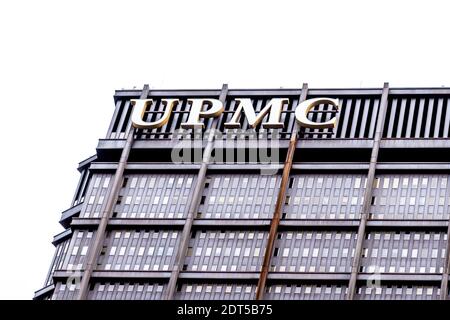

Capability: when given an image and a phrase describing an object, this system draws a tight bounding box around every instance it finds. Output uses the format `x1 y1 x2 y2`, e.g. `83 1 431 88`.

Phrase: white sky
0 0 450 299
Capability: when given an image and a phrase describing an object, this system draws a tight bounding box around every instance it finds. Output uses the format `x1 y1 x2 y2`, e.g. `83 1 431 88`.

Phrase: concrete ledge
86 161 450 172
193 219 271 228
366 220 448 229
59 202 83 228
381 139 450 149
279 220 360 228
52 229 72 246
33 284 55 300
92 271 171 279
53 270 171 280
48 270 443 284
97 138 377 151
71 218 185 228
69 218 449 230
376 162 450 170
179 272 260 281
357 273 442 282
268 273 350 281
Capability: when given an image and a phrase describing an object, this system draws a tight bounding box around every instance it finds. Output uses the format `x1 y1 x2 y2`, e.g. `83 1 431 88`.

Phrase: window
312 248 319 258
392 178 399 188
302 248 309 257
80 246 88 256
401 249 408 258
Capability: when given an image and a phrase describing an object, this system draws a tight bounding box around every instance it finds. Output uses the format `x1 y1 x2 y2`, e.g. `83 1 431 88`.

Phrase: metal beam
51 270 445 283
70 217 450 230
76 84 150 300
346 83 390 300
163 84 229 300
113 87 450 98
87 161 450 172
97 136 450 151
255 83 309 300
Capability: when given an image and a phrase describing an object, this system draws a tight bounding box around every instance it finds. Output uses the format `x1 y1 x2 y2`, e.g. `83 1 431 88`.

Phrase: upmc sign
130 98 340 130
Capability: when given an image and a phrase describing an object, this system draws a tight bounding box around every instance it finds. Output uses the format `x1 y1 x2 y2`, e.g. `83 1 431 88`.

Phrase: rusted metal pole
255 83 308 300
76 85 150 300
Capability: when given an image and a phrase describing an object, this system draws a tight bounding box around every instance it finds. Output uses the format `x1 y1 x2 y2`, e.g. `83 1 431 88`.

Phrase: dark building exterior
35 84 450 300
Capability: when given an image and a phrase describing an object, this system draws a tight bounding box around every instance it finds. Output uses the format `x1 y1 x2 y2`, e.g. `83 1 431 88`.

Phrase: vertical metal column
163 84 229 300
255 83 308 300
76 85 150 300
346 82 389 300
440 220 450 298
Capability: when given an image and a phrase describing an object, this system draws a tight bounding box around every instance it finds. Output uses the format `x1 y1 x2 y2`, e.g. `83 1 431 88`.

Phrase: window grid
51 282 79 300
44 239 70 286
115 174 196 219
285 175 366 220
80 174 112 218
371 175 450 220
265 284 348 300
88 282 165 300
60 230 94 271
361 232 447 273
356 285 441 300
185 231 267 272
72 169 91 206
97 229 180 271
176 283 256 300
198 175 280 219
271 231 357 273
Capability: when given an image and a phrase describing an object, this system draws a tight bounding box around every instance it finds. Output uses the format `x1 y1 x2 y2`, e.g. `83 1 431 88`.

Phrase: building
34 83 450 300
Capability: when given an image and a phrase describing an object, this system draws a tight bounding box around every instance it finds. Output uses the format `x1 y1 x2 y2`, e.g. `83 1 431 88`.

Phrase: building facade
35 84 450 300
